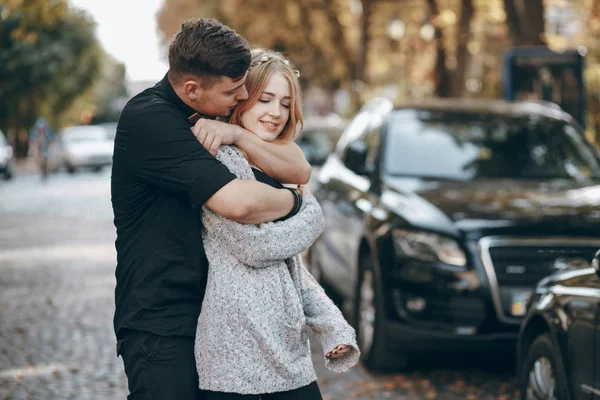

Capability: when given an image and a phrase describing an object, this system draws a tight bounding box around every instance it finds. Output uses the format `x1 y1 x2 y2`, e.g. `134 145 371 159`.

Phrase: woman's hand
326 344 353 359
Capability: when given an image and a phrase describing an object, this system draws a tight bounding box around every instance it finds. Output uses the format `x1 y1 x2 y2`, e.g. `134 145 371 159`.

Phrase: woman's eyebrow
263 91 291 100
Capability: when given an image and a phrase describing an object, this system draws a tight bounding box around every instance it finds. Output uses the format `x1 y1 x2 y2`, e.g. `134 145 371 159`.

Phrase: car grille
479 237 600 323
489 246 598 286
393 291 486 327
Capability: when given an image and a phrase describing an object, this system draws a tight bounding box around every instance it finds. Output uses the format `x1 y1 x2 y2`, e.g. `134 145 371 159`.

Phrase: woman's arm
296 257 360 372
191 118 311 184
203 193 324 268
202 145 323 268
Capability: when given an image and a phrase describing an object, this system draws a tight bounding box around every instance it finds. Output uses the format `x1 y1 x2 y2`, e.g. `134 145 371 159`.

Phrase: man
111 18 310 400
30 117 53 181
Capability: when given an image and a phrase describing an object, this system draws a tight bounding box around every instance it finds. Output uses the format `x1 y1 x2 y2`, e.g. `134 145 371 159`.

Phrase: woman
195 49 360 399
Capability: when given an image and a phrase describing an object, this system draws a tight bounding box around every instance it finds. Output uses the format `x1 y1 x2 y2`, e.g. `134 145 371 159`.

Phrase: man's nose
236 85 249 101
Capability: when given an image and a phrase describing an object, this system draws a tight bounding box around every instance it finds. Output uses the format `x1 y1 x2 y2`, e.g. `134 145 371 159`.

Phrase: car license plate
511 290 532 316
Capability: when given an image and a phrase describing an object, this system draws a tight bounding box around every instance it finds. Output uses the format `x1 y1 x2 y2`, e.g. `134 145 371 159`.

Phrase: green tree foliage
0 0 103 155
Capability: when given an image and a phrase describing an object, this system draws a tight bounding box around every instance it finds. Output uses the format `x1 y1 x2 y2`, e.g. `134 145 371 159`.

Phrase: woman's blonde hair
228 48 303 144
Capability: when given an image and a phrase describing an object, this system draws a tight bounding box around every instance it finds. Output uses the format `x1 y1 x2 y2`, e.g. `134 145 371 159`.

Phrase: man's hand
191 119 242 155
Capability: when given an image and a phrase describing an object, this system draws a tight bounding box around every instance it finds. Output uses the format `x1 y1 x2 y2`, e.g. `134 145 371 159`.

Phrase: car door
316 110 372 297
595 300 600 400
565 273 600 400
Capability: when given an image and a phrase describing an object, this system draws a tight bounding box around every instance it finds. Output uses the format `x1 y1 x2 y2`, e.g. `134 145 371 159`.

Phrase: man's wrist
230 125 248 145
274 187 302 222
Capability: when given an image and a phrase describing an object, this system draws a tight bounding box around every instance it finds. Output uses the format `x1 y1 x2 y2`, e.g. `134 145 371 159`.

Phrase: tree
0 0 103 156
157 0 371 111
503 0 545 46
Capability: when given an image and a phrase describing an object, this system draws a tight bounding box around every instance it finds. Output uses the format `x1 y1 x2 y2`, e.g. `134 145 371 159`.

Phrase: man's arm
192 119 311 185
203 192 324 267
236 129 311 185
205 179 295 224
129 109 295 224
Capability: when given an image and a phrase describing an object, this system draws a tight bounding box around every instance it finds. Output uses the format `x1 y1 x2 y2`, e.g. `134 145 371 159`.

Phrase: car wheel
66 164 76 174
354 253 407 371
3 164 13 180
520 334 569 400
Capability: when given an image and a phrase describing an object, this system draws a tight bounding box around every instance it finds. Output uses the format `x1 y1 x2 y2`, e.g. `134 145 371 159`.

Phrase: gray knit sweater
194 145 359 394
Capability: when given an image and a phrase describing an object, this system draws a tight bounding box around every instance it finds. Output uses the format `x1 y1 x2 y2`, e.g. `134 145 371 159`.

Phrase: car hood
382 177 600 232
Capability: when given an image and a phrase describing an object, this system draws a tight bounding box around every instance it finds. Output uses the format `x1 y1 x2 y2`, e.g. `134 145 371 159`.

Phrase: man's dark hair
168 18 251 88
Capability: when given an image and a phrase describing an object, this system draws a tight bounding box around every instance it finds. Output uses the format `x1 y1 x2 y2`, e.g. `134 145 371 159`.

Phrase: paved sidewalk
0 214 127 400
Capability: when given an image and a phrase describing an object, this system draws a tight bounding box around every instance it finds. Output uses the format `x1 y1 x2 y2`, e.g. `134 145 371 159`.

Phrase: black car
309 97 600 370
517 250 600 400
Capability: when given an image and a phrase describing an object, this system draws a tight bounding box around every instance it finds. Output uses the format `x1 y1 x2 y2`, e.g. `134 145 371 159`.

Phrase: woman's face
241 72 291 142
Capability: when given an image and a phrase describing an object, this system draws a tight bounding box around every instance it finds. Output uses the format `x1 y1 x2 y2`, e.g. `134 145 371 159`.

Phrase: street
0 169 519 400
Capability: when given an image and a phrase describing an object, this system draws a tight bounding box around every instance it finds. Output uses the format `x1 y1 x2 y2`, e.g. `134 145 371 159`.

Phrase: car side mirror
345 141 369 176
593 250 600 279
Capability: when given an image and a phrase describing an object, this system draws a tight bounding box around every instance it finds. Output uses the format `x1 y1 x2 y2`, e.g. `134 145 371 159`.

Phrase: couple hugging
111 18 360 400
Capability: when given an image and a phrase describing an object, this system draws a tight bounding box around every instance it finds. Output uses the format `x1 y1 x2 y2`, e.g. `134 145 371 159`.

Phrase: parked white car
0 129 14 180
53 125 114 173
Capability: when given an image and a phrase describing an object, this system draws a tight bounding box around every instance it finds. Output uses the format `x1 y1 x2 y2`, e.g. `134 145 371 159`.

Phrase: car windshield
63 126 109 143
384 109 600 181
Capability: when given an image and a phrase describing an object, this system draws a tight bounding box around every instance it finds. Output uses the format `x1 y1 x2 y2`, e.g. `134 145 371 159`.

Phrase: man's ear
183 79 201 103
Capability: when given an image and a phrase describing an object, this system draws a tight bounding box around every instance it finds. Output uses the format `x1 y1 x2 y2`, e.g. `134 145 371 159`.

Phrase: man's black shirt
111 74 236 338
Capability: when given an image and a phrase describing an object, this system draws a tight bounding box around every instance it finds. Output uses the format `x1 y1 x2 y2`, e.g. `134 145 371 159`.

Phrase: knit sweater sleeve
298 258 360 372
201 145 325 268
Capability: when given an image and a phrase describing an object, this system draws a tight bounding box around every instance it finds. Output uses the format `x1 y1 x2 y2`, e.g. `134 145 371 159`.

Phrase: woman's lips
260 120 279 131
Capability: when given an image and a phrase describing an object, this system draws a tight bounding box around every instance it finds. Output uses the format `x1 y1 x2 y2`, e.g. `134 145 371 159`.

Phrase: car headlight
392 229 467 267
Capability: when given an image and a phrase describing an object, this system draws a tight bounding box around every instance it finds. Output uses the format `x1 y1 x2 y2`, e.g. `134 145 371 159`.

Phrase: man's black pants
118 330 203 400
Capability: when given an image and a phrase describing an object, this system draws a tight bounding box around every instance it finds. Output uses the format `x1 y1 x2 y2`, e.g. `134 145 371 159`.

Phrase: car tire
3 165 12 180
519 333 569 400
354 252 408 371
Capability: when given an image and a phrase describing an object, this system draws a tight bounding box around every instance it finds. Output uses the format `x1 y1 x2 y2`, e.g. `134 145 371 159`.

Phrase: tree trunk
426 0 451 97
520 0 545 45
358 0 373 83
503 0 545 46
320 0 362 110
450 0 474 97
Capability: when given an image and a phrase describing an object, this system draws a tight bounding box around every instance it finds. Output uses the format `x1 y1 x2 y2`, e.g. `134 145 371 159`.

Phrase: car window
383 110 600 181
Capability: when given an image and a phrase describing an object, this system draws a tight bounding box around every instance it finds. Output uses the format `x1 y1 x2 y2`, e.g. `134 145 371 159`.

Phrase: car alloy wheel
358 269 376 352
526 356 557 400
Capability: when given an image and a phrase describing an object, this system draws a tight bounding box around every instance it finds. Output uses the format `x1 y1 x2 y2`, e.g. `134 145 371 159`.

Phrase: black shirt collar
156 73 198 119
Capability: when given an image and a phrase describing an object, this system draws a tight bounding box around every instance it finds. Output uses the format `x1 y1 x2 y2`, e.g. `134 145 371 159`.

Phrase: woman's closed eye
259 98 290 109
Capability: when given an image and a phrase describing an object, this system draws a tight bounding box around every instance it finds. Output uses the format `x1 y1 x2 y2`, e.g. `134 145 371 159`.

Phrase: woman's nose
268 103 280 117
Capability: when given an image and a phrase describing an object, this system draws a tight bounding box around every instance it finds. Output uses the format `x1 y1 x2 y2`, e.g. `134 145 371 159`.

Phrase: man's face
196 73 249 117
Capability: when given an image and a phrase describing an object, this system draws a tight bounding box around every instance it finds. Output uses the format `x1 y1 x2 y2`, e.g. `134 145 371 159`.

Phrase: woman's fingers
327 344 353 359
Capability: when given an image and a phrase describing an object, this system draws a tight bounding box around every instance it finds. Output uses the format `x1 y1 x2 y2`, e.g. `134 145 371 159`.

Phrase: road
0 169 520 400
